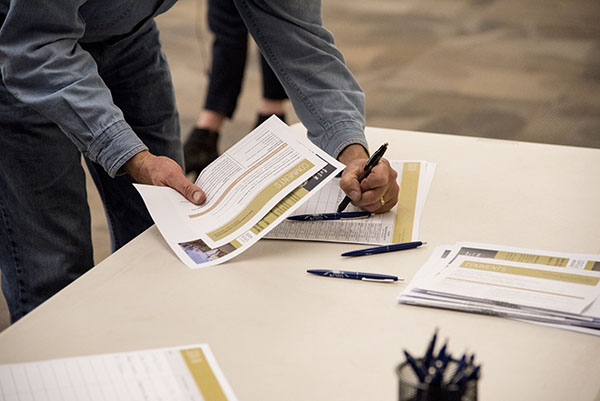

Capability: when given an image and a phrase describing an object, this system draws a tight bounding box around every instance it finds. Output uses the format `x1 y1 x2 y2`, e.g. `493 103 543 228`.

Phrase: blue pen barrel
396 358 478 401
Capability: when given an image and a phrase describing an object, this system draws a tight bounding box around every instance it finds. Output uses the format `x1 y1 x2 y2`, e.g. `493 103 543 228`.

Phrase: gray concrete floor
1 0 599 330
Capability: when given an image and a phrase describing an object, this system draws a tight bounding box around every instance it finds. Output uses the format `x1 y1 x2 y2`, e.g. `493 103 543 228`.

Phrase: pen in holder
396 330 480 401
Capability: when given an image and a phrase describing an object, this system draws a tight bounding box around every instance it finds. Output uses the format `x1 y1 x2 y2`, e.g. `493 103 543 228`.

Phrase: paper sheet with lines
0 344 237 401
134 116 344 268
265 161 436 245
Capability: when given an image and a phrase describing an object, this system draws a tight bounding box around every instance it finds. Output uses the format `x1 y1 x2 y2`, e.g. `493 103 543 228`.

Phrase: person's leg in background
231 0 366 157
82 20 183 252
184 0 290 179
0 83 94 323
256 54 288 127
184 0 248 178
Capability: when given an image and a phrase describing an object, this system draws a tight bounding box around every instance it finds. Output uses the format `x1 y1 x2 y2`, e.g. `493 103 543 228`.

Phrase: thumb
167 174 206 204
340 165 364 203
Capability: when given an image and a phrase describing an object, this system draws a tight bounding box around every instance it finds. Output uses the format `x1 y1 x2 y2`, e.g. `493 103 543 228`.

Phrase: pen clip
361 277 403 283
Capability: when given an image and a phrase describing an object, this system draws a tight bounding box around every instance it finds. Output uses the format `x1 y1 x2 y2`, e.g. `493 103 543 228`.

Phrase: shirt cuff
321 120 369 160
87 120 148 178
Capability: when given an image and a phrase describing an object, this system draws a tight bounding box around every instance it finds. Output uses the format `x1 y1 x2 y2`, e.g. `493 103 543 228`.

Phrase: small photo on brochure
179 238 236 264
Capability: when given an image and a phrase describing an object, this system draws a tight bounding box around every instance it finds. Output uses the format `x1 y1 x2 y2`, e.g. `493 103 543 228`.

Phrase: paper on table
0 344 238 401
449 241 600 271
399 243 600 334
135 116 345 268
427 255 600 314
265 160 436 245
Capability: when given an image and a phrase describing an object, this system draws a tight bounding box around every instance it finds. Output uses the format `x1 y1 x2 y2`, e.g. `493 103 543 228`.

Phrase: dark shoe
183 128 219 177
255 113 286 128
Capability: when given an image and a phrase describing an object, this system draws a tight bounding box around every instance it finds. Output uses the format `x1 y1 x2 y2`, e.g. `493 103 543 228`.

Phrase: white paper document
265 160 436 245
135 116 344 268
0 344 237 401
428 256 599 314
399 242 600 335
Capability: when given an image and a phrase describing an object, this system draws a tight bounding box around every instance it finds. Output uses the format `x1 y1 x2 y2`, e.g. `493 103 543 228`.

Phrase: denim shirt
0 0 367 178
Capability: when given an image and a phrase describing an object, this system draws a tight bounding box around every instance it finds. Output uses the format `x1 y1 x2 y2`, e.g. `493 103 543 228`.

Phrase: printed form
266 160 436 245
0 344 237 401
399 242 600 335
428 256 600 314
135 116 344 268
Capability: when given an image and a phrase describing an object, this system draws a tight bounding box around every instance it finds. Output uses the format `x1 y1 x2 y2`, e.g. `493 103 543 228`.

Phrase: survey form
399 242 600 334
265 160 436 245
0 344 238 401
135 116 345 268
426 256 600 314
447 241 600 271
137 117 327 249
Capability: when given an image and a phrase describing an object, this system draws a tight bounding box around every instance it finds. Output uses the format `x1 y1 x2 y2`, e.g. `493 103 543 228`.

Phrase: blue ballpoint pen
306 269 400 282
403 350 426 383
423 328 438 369
341 241 426 257
287 211 371 221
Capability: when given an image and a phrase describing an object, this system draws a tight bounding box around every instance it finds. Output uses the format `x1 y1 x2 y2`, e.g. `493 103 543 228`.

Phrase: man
0 0 398 322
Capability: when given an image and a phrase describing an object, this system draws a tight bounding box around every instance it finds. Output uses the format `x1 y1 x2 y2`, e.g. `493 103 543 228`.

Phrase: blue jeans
0 21 182 322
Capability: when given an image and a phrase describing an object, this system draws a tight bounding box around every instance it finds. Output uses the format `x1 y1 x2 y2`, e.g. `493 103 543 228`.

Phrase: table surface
1 127 599 401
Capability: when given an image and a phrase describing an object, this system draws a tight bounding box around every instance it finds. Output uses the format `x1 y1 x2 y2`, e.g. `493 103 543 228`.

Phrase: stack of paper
398 242 600 335
265 160 436 245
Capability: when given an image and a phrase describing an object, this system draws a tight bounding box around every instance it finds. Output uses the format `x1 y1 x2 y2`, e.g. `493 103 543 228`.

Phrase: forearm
0 0 145 178
233 0 368 158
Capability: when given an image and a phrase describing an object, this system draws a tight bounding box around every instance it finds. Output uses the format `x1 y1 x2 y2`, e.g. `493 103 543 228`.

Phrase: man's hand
124 150 206 205
338 144 399 213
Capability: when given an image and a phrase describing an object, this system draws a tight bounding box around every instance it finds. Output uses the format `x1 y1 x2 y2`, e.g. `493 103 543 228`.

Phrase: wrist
124 150 151 179
338 144 369 165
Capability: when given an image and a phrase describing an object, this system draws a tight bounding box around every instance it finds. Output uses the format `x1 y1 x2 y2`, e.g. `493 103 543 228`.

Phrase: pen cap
396 358 478 401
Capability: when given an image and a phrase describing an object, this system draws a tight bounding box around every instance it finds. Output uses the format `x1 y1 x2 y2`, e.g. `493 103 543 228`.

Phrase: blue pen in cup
396 329 480 401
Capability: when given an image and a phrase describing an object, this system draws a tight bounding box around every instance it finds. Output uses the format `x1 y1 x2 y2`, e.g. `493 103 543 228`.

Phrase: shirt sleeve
0 0 147 177
233 0 369 159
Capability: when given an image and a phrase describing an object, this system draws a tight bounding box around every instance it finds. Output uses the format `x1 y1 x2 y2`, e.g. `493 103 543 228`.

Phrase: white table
1 127 599 401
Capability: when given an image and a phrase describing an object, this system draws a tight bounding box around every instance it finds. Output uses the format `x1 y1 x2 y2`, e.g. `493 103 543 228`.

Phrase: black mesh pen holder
396 358 478 401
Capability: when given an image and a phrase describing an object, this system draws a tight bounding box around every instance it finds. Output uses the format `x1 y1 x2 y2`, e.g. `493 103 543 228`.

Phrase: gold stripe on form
207 159 314 242
392 162 420 243
494 251 569 267
180 348 228 401
460 260 600 286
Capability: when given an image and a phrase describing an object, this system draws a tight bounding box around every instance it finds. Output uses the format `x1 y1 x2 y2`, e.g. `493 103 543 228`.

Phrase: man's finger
167 173 205 204
339 161 367 202
360 159 393 190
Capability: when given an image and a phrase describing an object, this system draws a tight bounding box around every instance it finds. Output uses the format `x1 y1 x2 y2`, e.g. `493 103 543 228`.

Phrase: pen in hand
337 142 388 212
